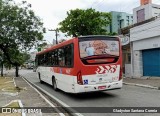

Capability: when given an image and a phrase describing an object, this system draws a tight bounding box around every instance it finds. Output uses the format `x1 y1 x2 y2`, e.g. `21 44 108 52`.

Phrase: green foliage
36 42 47 52
38 42 47 48
3 49 30 67
22 52 30 63
59 8 111 37
0 0 45 67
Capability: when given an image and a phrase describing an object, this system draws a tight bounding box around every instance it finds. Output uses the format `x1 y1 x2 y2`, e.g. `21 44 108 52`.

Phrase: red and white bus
36 35 123 93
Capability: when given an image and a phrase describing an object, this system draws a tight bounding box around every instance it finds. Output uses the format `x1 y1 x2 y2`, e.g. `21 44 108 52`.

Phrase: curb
21 76 65 116
21 76 83 116
18 100 26 116
123 82 160 90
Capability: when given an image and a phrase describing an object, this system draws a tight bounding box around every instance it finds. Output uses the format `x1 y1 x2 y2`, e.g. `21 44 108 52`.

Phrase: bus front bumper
74 80 123 93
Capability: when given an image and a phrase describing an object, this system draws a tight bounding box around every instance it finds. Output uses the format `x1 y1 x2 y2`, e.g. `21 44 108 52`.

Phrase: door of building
142 48 160 76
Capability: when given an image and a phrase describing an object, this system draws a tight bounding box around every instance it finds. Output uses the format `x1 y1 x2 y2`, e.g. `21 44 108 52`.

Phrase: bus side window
58 48 65 67
39 54 44 66
47 52 52 66
54 50 59 65
43 54 47 66
37 56 40 65
51 50 57 66
64 44 73 67
51 51 55 66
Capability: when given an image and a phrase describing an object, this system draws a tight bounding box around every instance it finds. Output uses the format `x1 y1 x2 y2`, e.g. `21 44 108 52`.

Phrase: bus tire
38 73 43 84
52 77 58 91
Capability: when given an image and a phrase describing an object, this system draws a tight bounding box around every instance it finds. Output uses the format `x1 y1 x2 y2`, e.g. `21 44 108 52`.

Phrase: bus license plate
98 86 106 90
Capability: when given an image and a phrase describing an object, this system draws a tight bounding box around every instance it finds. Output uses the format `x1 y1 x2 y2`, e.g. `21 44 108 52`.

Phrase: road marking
22 76 65 116
22 76 84 116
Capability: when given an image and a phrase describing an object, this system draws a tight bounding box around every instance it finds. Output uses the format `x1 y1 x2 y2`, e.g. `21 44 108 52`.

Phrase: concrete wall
152 4 160 17
133 36 160 51
125 64 132 77
130 18 160 42
132 50 143 77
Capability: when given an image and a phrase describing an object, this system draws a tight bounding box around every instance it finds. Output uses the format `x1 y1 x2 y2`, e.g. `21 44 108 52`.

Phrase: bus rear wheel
52 77 58 91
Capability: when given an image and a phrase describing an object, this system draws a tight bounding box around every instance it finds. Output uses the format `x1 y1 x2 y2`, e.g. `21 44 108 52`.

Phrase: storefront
130 18 160 77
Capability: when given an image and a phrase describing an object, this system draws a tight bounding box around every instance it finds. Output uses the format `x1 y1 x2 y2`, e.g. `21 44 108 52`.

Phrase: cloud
14 0 160 44
91 0 140 13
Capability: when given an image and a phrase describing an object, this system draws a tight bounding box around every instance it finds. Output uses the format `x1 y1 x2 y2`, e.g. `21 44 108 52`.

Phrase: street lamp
48 28 59 44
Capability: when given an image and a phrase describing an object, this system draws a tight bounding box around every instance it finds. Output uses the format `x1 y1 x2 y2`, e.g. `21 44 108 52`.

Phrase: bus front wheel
38 73 43 84
52 77 58 91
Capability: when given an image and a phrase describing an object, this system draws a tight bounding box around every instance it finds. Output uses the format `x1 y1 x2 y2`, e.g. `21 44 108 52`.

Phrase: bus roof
36 37 76 55
36 35 119 55
78 35 118 38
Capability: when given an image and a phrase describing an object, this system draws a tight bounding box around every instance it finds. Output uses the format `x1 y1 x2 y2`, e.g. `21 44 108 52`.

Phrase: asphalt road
19 69 160 116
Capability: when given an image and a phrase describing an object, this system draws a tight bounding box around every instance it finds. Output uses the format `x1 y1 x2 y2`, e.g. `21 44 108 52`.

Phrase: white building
130 18 160 77
130 0 160 77
133 4 160 24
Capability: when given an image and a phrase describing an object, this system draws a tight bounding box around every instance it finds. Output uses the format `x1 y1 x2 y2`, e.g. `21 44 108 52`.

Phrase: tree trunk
15 65 19 77
1 62 3 77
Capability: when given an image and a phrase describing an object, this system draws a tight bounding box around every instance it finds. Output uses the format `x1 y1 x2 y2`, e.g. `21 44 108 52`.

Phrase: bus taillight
119 68 123 80
77 71 83 85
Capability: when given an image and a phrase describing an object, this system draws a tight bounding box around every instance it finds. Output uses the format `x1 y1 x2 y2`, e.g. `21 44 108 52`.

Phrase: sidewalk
123 77 160 90
0 70 60 116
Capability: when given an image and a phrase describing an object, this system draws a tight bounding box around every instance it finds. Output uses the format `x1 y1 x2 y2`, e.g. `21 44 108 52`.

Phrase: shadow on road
35 81 118 100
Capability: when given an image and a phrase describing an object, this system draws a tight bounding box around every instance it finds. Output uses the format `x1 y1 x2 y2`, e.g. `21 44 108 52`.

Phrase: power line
94 0 105 9
91 0 105 9
121 0 139 13
90 0 100 8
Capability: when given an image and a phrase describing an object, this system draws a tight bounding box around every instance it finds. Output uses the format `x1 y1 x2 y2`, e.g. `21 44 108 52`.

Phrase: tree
0 51 4 77
0 0 45 77
22 52 31 62
58 8 111 37
58 39 66 43
38 42 48 49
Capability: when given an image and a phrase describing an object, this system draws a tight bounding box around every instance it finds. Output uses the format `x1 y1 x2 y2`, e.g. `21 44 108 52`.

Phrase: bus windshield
79 38 119 59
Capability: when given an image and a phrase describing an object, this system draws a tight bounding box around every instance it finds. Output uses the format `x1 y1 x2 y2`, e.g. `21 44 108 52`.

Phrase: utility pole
48 28 59 44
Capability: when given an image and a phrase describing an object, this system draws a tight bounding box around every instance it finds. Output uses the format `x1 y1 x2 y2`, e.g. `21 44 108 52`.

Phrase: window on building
119 20 122 28
137 9 145 23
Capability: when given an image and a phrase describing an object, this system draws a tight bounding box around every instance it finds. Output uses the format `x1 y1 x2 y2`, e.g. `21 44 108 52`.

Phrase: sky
14 0 160 44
